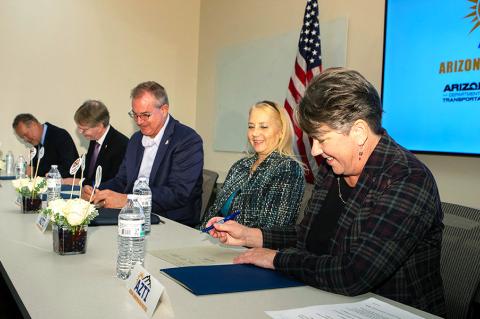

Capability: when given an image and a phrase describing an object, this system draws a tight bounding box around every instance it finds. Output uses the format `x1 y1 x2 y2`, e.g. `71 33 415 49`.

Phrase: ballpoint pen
201 210 241 233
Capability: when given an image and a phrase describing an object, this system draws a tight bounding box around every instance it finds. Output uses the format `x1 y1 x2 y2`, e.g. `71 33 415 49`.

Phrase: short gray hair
130 81 169 108
298 67 383 135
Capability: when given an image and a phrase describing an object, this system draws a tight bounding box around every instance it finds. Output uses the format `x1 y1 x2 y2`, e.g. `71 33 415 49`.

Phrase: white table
0 181 441 319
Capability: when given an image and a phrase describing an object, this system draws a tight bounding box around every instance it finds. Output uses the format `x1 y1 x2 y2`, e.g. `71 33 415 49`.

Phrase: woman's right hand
205 217 263 248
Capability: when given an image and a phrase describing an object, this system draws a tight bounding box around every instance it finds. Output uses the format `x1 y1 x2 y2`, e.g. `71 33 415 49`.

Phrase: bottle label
137 194 152 208
118 220 145 238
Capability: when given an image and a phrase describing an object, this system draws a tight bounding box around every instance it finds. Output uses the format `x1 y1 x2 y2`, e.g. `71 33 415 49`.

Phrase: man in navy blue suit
84 81 203 227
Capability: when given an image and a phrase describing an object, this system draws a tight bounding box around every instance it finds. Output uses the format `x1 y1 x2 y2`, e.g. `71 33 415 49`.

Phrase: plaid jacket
201 152 304 229
263 133 446 316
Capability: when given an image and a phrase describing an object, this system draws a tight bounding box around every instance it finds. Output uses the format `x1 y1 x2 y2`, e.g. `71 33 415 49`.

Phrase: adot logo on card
129 272 151 311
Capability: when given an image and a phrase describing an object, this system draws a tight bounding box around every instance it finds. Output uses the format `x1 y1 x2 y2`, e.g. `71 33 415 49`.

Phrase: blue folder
89 208 162 226
161 264 304 295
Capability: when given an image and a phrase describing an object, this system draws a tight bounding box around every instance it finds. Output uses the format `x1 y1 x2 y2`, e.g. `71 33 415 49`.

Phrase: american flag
283 0 322 183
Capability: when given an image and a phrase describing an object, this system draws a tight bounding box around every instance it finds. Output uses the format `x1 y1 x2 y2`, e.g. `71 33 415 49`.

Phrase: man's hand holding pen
81 185 127 208
81 185 94 202
91 189 127 208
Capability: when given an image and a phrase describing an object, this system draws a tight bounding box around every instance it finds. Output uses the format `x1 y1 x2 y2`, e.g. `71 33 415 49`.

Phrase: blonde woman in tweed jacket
200 101 305 229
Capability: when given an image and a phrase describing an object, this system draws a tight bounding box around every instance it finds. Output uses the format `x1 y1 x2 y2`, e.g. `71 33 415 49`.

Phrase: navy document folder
90 208 161 226
161 264 304 295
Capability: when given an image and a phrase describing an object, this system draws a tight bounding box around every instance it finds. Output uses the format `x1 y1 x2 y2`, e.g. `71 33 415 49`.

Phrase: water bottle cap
51 165 58 169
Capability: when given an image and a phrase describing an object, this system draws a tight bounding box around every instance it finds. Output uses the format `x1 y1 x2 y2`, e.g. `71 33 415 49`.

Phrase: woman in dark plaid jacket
206 68 446 317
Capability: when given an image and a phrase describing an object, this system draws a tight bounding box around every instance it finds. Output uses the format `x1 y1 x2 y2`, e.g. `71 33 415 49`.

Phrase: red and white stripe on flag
284 0 323 183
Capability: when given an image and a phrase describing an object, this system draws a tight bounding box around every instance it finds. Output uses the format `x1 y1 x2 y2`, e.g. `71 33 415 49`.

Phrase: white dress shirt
96 125 110 147
137 115 170 179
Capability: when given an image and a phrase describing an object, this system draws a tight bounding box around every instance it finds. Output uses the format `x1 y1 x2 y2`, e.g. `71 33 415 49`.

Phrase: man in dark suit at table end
12 113 79 177
68 99 129 186
83 81 204 227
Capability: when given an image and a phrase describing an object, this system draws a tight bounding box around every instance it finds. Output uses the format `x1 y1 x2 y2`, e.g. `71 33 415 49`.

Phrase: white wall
0 0 200 155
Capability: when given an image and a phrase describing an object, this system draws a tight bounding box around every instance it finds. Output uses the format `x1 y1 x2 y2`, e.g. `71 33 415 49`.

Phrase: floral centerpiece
42 198 98 255
12 177 47 213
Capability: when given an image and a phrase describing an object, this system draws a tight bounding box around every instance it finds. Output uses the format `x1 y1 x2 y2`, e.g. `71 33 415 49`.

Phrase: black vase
21 196 42 213
52 224 88 255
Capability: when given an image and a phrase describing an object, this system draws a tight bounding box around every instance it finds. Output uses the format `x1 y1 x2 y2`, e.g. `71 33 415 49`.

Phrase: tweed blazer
201 152 305 229
262 133 446 317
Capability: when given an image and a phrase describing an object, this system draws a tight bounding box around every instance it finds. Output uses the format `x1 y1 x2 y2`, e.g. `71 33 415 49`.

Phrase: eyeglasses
128 111 153 121
77 125 96 133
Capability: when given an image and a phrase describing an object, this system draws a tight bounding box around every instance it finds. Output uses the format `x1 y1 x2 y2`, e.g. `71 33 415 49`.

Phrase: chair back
441 202 480 319
201 169 219 220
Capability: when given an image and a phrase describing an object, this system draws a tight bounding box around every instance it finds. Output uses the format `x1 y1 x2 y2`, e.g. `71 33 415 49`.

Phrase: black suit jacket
83 126 128 186
32 122 79 177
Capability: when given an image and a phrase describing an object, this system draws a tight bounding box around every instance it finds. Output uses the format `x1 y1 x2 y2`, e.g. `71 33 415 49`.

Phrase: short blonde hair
248 101 294 157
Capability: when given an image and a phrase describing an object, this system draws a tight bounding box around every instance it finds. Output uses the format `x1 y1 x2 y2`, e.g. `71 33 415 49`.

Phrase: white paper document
148 245 245 266
265 297 425 319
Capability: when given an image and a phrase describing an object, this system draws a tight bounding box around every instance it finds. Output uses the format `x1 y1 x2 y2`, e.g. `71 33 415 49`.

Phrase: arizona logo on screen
466 0 480 34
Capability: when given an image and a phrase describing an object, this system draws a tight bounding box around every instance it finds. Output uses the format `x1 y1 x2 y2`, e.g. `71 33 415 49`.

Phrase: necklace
337 177 347 205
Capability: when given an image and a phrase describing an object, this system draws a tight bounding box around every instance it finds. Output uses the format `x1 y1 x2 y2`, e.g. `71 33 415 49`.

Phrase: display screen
382 0 480 155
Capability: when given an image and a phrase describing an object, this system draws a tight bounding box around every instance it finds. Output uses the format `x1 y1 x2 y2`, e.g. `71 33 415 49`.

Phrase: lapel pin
165 140 169 145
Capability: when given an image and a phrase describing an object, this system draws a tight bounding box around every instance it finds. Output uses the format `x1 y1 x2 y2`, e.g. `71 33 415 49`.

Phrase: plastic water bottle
5 151 14 176
15 155 27 179
46 165 62 203
116 195 146 280
133 177 152 234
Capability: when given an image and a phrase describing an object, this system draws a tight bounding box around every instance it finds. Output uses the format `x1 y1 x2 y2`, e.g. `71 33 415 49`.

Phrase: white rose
48 199 68 216
63 199 95 226
65 210 87 226
12 178 29 189
46 199 67 221
11 178 47 194
12 179 22 189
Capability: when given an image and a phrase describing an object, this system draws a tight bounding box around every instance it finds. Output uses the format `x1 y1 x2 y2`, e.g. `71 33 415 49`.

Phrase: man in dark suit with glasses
83 81 203 227
67 100 129 186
